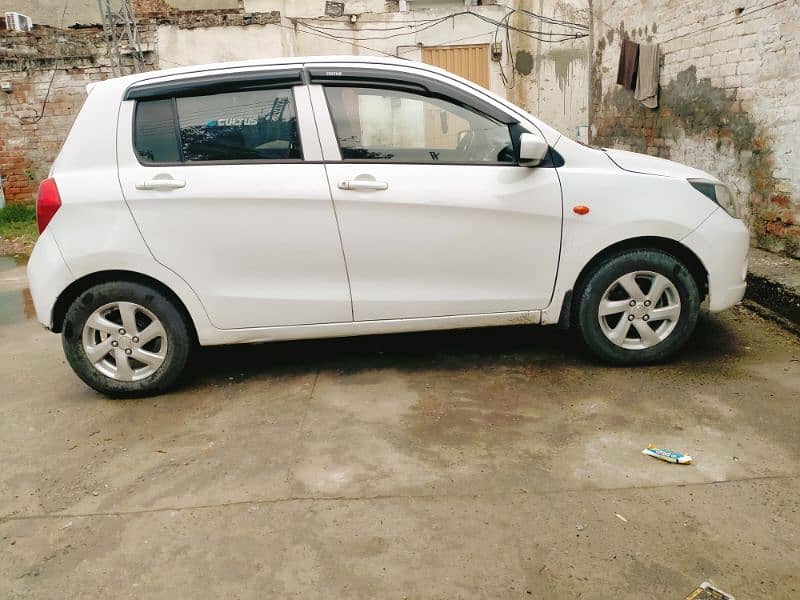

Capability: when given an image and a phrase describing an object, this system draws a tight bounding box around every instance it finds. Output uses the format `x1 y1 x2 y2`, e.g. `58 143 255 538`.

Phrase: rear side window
134 99 180 164
133 88 302 164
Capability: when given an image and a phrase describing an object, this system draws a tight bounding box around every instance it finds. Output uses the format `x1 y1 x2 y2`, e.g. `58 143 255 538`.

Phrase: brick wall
134 0 180 13
0 4 277 206
591 0 800 257
0 23 158 205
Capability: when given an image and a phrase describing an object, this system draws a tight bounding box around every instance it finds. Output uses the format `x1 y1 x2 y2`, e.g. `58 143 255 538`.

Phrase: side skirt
197 310 542 346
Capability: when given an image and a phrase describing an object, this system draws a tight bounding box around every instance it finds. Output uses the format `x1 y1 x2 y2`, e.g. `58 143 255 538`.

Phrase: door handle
136 178 186 191
338 179 388 191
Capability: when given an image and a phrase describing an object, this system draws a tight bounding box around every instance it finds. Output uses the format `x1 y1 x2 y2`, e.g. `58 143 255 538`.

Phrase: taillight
36 178 62 234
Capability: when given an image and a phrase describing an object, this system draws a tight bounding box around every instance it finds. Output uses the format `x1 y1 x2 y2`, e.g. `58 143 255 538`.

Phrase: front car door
116 67 352 329
308 66 563 322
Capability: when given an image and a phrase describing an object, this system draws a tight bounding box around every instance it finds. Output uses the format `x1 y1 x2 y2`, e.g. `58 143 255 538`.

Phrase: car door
309 73 563 321
116 68 352 330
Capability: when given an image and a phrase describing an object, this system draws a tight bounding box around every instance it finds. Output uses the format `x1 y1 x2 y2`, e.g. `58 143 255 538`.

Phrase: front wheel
576 249 701 365
62 281 192 397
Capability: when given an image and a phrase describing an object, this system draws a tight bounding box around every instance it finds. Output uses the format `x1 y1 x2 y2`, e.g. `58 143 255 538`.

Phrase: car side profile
27 56 749 397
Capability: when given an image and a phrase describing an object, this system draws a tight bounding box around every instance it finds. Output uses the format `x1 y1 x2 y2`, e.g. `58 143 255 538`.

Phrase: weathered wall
0 23 157 204
144 6 281 68
0 1 115 28
592 0 800 257
0 5 281 204
0 0 237 26
508 0 590 141
245 0 590 136
156 22 282 68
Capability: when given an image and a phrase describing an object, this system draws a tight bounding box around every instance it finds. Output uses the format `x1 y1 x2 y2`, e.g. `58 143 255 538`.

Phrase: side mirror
518 131 549 166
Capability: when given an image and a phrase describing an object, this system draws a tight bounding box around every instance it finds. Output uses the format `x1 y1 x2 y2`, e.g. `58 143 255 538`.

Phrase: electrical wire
395 30 492 55
160 7 586 91
3 0 71 125
512 6 589 31
293 10 588 44
494 9 514 88
300 15 583 36
297 7 589 31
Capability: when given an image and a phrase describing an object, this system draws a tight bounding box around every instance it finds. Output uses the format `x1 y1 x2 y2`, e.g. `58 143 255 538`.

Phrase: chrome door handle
338 179 388 191
136 178 186 191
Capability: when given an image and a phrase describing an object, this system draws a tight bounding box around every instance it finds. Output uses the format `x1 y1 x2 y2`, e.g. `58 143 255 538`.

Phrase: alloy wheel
597 270 681 350
81 301 168 381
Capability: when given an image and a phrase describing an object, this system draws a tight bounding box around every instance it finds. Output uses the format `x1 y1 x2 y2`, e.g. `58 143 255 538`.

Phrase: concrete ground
1 255 799 599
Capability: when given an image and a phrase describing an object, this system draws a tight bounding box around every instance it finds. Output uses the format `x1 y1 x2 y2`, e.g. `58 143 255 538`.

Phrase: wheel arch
51 270 199 343
565 236 708 326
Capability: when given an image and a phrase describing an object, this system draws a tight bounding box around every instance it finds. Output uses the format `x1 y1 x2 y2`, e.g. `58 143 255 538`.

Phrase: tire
576 249 700 365
62 281 192 397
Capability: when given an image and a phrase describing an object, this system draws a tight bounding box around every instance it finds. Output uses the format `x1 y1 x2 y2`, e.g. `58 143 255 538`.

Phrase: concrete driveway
1 257 798 599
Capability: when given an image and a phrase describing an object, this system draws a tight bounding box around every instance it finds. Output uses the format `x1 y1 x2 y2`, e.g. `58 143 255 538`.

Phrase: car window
324 86 515 165
134 98 180 164
133 88 302 164
176 89 301 161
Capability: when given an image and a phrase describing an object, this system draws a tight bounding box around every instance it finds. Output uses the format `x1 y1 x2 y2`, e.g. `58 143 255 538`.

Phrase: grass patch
0 202 36 224
0 202 38 246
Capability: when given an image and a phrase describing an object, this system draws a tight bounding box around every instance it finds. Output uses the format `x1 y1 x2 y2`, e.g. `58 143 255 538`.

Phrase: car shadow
188 311 744 387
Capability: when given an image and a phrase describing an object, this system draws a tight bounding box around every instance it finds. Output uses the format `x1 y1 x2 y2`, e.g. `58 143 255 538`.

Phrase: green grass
0 202 38 245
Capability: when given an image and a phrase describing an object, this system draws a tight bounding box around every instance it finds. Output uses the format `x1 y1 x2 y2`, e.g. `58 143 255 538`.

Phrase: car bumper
682 208 749 312
27 229 73 329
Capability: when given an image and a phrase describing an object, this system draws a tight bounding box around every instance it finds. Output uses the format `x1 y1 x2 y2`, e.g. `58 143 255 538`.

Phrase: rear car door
116 68 352 329
308 68 563 321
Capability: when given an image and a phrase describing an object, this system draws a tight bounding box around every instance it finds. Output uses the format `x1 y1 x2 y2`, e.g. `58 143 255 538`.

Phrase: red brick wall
1 68 96 203
0 26 156 205
0 6 277 206
133 0 176 15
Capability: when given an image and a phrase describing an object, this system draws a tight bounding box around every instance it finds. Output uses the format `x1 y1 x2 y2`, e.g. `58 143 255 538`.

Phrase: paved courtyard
1 257 798 598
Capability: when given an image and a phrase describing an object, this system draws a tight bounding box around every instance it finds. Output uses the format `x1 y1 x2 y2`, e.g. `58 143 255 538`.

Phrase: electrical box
491 42 503 61
4 12 33 32
0 82 12 93
324 2 345 17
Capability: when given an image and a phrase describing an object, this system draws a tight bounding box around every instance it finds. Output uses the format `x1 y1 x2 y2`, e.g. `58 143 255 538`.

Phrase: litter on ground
642 444 692 464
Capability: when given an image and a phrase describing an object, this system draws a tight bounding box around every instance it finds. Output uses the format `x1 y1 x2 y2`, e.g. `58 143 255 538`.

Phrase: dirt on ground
0 235 34 257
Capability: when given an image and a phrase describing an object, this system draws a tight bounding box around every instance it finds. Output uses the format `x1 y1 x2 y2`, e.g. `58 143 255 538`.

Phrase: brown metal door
421 44 490 88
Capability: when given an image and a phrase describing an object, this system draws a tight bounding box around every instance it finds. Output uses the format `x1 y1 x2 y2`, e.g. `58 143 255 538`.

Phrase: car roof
111 55 430 86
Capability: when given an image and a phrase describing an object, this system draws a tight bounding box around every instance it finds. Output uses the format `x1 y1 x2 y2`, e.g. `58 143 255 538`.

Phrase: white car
27 56 748 397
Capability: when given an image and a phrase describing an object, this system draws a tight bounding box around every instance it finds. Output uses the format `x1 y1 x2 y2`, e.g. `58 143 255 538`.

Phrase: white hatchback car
28 56 748 397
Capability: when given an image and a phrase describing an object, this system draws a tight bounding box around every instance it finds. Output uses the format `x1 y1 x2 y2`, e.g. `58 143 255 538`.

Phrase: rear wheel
62 281 191 397
576 249 700 364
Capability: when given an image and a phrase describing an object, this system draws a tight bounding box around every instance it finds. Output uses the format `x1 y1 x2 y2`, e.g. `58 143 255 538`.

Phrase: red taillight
36 178 62 234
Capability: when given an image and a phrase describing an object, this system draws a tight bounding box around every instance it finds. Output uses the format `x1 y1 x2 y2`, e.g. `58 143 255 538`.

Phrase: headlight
688 179 740 219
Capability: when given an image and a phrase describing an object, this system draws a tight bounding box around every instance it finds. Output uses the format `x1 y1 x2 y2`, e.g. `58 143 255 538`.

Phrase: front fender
542 169 718 325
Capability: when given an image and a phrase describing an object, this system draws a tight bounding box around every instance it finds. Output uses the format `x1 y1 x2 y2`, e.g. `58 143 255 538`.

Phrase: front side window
133 88 302 164
325 86 515 164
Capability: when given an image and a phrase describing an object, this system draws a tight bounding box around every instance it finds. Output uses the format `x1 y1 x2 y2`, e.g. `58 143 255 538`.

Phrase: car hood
603 148 719 181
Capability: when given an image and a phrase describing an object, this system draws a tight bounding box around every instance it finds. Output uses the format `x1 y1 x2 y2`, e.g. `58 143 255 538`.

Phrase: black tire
576 249 700 365
62 281 192 398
